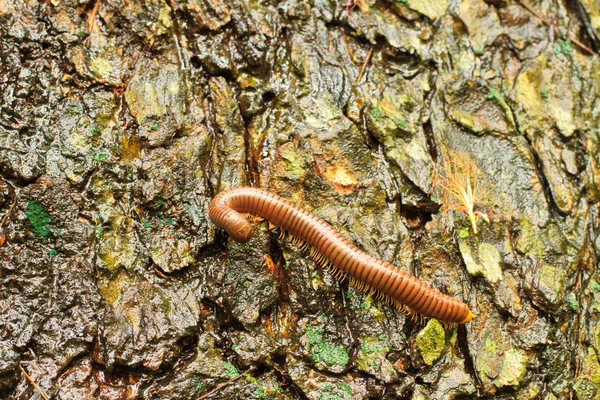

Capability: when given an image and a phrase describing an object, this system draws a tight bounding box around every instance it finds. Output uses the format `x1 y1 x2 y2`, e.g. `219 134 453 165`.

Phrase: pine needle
196 367 255 400
19 365 49 400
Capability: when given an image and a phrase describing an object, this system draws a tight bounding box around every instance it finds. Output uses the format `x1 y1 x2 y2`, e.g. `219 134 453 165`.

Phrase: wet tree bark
1 0 600 399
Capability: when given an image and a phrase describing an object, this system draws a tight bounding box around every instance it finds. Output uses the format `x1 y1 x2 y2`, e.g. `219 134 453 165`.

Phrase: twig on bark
196 367 255 400
19 365 49 400
87 0 101 33
514 0 597 56
355 46 374 85
0 179 16 230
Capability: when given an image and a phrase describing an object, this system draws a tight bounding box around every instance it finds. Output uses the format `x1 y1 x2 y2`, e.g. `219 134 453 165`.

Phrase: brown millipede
208 187 475 325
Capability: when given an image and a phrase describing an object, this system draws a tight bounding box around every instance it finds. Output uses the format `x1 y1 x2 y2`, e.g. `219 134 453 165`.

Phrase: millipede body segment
208 187 475 325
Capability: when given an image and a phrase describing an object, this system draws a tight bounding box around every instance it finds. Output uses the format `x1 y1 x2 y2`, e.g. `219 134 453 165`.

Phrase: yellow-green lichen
494 349 528 387
416 319 445 366
574 347 600 400
538 264 566 304
459 241 503 283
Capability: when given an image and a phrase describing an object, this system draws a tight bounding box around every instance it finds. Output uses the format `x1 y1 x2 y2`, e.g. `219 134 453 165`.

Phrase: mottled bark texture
0 0 599 399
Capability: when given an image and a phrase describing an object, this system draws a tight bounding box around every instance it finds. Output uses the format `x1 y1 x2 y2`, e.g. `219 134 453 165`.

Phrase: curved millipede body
209 187 475 325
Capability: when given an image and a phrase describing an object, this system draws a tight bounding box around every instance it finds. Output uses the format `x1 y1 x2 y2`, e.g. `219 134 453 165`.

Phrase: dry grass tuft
432 150 490 234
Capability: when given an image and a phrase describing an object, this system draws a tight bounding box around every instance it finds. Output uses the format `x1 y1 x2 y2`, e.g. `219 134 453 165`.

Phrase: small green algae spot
156 199 167 208
66 106 82 116
371 107 382 118
494 349 528 387
554 40 574 55
89 125 103 135
567 293 579 310
319 383 352 400
416 319 445 366
95 225 104 239
49 249 58 256
396 118 407 129
284 261 290 270
487 88 503 105
252 386 266 398
26 201 52 238
591 280 600 293
222 361 239 378
459 229 470 239
95 152 109 162
540 88 549 99
151 123 159 131
396 0 408 3
305 325 349 367
143 220 151 229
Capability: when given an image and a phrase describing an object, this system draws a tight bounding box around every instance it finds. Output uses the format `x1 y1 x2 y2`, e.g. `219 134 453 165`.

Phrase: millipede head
459 310 476 324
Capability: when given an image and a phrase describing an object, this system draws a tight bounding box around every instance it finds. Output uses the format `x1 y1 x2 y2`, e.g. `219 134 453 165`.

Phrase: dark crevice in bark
457 324 482 395
565 0 600 53
509 103 566 217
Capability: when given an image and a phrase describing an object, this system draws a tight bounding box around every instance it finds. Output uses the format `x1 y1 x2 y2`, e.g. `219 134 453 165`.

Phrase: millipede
208 187 475 326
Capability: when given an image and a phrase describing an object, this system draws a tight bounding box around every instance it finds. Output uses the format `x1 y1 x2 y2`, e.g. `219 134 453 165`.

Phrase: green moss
26 201 52 238
371 107 382 118
540 88 549 99
143 220 151 229
416 319 445 366
222 361 239 378
459 229 470 239
49 249 58 256
591 280 600 293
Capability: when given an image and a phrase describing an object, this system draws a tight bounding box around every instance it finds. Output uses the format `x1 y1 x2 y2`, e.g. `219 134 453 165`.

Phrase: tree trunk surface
1 0 600 399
